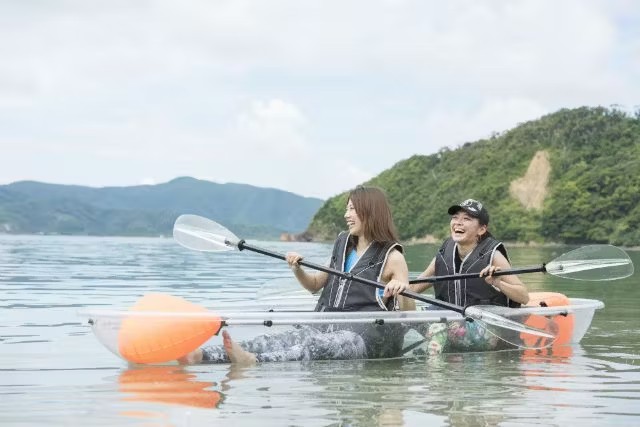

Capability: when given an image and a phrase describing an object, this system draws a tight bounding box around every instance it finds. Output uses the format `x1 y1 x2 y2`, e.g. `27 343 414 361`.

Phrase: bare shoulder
492 249 511 267
388 247 406 262
382 247 408 280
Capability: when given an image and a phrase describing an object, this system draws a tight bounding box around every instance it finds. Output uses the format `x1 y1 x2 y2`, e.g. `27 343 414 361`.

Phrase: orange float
118 293 223 364
521 291 575 357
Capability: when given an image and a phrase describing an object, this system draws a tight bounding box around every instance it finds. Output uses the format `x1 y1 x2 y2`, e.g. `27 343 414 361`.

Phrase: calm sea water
1 235 639 427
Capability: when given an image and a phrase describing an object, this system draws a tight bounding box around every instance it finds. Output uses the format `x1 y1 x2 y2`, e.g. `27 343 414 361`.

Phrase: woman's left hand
384 279 409 297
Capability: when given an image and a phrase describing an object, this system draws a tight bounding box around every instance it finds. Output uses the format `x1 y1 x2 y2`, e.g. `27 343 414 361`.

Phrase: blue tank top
344 249 358 272
345 248 386 299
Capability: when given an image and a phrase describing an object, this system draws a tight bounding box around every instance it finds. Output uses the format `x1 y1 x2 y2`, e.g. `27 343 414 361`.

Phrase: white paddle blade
173 214 240 252
545 245 634 281
465 306 556 350
466 306 555 339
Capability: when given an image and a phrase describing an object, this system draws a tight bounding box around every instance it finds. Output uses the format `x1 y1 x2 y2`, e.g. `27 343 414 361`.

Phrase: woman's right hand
285 252 304 271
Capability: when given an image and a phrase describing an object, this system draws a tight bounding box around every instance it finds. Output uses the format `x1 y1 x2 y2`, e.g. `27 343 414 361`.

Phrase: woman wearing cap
411 199 529 354
413 198 528 307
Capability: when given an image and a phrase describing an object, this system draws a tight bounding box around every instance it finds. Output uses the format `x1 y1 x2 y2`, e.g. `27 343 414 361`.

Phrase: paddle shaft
409 265 546 284
173 215 559 340
237 240 466 314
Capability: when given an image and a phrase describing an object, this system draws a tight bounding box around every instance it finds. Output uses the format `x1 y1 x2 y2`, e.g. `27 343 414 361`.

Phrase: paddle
409 244 634 284
172 214 555 344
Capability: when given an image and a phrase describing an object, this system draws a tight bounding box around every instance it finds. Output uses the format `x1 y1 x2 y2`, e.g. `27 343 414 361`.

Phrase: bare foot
222 330 257 365
177 348 203 365
428 341 443 355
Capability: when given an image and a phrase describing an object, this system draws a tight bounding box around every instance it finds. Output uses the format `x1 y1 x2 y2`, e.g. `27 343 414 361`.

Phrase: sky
1 1 639 199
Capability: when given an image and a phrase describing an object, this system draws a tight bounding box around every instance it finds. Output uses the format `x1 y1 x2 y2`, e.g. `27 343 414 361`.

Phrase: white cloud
422 98 549 149
203 98 373 198
0 0 637 198
140 178 156 186
234 99 309 155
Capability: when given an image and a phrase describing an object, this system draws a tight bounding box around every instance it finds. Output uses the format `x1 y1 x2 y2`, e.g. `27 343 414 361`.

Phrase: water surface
1 235 639 426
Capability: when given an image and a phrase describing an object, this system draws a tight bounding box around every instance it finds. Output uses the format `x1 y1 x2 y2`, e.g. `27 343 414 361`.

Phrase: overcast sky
1 1 638 199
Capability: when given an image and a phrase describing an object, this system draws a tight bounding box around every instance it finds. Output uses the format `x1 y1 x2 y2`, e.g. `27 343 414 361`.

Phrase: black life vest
315 231 402 312
434 237 520 308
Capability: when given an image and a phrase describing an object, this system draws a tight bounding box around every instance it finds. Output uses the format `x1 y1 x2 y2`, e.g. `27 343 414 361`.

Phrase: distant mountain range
6 106 637 245
0 177 324 239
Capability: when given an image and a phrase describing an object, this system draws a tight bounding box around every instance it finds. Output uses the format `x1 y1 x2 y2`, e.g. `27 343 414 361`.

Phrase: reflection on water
0 235 639 426
118 366 223 409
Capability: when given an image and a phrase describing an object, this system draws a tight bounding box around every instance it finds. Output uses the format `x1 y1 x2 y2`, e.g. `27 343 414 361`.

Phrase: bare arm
410 258 436 294
481 251 529 305
381 249 415 311
286 252 329 293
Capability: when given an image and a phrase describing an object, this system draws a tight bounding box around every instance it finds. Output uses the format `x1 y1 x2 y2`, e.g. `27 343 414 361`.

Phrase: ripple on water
1 235 640 426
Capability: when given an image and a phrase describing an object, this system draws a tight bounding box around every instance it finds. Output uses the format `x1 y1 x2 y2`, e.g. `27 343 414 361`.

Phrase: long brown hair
348 186 399 243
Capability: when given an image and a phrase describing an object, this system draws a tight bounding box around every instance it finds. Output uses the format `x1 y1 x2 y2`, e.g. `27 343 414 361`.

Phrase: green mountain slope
0 177 324 238
308 107 640 246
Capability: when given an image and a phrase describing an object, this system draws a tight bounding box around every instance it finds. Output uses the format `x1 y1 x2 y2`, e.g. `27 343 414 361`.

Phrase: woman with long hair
289 185 413 313
181 186 413 365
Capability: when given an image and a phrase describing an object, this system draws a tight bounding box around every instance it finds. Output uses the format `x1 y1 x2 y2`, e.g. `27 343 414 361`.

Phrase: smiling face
344 199 364 237
449 209 487 245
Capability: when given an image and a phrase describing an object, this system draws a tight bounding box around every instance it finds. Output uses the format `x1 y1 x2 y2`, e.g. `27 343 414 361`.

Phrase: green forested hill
308 107 640 246
0 177 323 238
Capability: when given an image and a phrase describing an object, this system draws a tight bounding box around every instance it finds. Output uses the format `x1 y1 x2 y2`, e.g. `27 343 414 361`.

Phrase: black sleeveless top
315 231 402 312
434 237 520 308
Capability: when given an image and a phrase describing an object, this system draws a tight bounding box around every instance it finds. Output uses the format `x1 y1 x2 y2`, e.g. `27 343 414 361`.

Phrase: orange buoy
521 292 575 354
118 293 222 364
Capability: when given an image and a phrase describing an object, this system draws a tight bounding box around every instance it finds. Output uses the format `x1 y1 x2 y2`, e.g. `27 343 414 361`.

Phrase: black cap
448 199 489 225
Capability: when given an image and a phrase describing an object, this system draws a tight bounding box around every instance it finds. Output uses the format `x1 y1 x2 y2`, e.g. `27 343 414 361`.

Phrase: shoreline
403 237 640 251
2 232 638 251
404 237 565 248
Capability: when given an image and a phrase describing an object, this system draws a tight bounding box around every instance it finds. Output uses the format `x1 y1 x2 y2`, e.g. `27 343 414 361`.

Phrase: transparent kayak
79 294 604 365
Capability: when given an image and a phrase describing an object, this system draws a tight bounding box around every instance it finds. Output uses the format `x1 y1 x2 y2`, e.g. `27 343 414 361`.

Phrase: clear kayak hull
79 294 604 365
